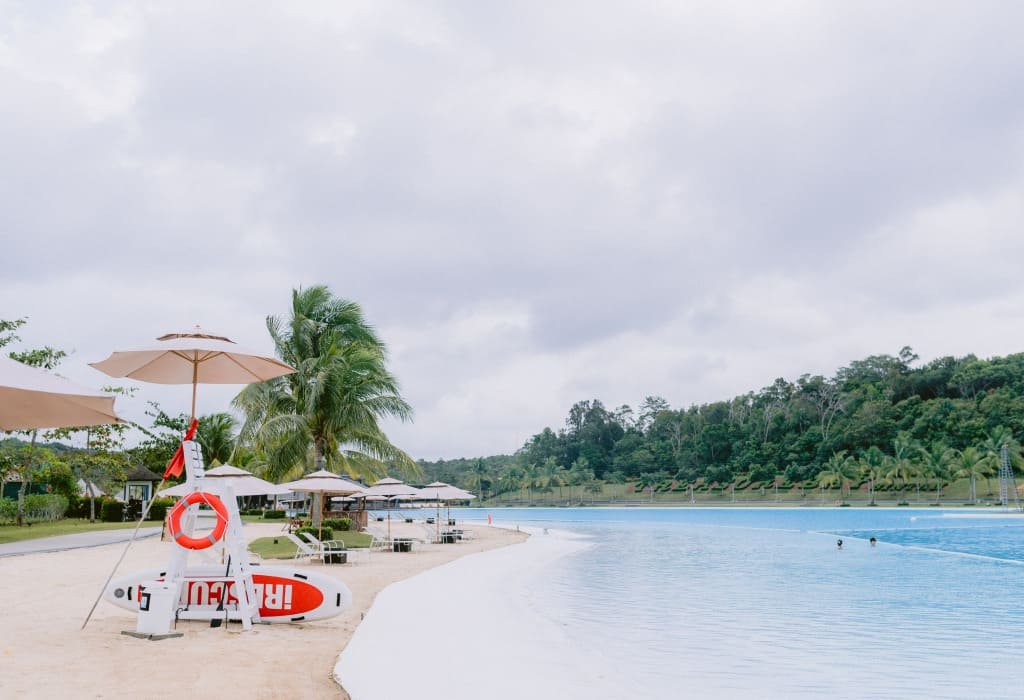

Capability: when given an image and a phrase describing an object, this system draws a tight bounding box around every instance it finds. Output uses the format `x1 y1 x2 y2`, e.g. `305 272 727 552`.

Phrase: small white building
115 465 163 506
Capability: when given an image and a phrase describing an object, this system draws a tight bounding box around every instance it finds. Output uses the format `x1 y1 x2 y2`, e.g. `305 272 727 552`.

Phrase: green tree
918 442 953 503
885 433 919 501
858 446 887 506
8 346 67 526
538 457 564 499
235 286 416 483
953 446 990 504
521 462 539 504
635 472 660 503
818 451 856 501
470 458 488 500
196 412 238 466
0 318 26 349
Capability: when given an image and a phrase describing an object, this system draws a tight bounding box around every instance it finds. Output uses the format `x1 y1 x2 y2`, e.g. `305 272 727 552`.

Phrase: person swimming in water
870 537 877 547
836 538 843 549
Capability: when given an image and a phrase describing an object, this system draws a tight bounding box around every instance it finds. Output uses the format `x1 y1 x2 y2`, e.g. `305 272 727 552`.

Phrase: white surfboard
105 564 351 623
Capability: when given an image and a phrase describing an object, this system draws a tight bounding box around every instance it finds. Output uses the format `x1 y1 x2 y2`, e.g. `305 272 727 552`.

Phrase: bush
101 499 125 522
296 525 332 541
147 497 174 521
66 494 85 518
262 509 287 519
23 494 68 522
323 518 351 532
0 498 17 525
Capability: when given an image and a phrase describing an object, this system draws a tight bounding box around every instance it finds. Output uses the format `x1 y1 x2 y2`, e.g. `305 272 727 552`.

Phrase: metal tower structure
998 445 1021 511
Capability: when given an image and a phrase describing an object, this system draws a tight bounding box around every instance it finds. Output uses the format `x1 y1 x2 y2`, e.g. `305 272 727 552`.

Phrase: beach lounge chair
285 533 339 564
298 532 349 564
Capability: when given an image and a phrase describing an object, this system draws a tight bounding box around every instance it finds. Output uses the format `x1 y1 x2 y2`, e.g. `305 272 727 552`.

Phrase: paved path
0 527 162 557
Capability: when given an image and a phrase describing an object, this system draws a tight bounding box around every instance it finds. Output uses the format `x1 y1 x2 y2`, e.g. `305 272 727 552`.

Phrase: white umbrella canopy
0 355 122 431
281 470 366 536
361 477 422 498
281 469 365 495
89 325 295 418
159 464 291 497
360 478 422 540
416 482 476 541
417 482 476 502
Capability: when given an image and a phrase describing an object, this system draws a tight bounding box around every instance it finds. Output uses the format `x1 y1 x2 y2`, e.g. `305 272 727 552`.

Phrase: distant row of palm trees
485 427 1019 505
815 427 1017 504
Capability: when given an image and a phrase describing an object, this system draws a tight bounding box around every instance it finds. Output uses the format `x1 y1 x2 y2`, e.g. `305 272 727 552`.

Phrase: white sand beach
0 521 525 699
335 526 630 700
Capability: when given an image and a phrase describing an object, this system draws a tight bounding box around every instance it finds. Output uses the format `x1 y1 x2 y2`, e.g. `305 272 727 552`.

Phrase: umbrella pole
190 362 198 420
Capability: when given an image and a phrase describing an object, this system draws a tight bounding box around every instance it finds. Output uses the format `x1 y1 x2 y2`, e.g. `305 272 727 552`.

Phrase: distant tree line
418 347 1024 502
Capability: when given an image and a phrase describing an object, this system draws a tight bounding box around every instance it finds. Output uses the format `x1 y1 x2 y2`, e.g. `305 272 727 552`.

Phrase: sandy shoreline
0 521 525 699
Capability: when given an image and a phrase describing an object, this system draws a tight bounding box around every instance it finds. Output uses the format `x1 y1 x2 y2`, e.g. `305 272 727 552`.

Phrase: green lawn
0 519 149 544
249 531 373 559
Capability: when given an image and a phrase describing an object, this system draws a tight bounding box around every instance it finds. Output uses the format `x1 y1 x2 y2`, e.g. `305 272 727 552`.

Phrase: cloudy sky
3 2 1024 460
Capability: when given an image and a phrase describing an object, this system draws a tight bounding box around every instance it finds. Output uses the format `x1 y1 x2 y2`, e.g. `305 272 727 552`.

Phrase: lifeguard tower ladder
998 445 1021 512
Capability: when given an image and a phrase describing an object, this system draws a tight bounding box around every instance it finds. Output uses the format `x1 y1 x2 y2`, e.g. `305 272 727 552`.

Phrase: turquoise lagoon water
453 507 1024 699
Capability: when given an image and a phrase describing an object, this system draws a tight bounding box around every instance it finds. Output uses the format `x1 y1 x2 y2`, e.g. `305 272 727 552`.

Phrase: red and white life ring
168 491 229 550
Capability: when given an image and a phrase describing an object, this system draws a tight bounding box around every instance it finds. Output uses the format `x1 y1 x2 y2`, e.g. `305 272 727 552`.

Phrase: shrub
23 494 68 521
262 509 287 519
323 518 351 532
296 525 332 541
66 494 85 518
101 499 125 522
147 497 174 521
0 498 17 524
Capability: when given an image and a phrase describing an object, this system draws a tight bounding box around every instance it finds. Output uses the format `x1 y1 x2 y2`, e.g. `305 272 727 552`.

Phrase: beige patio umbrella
0 355 122 431
361 477 423 541
89 325 295 419
280 469 365 537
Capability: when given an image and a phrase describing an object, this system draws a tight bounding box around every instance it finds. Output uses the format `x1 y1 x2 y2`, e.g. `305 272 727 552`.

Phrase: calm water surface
455 507 1024 699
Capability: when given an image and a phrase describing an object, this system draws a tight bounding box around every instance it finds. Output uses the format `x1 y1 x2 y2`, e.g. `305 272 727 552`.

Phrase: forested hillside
419 347 1024 501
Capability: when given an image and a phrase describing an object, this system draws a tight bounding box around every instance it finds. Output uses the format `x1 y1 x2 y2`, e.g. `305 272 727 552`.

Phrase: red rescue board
104 565 351 622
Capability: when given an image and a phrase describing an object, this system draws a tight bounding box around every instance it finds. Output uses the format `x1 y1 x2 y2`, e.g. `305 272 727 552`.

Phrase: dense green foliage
234 285 417 483
420 348 1024 502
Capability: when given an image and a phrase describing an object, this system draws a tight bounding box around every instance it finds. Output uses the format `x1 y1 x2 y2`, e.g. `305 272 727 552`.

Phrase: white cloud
3 1 1024 460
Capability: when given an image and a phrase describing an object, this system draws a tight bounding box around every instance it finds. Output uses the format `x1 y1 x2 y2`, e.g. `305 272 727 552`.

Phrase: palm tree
819 451 856 502
859 446 887 506
197 412 237 466
539 457 563 502
885 433 920 502
568 457 592 504
585 478 605 504
471 458 487 501
521 462 539 504
979 426 1022 497
636 472 660 503
953 446 990 504
234 286 416 482
498 466 523 501
918 442 953 503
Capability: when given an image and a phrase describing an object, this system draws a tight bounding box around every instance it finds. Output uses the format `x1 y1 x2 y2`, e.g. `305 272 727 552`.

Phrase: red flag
164 418 199 479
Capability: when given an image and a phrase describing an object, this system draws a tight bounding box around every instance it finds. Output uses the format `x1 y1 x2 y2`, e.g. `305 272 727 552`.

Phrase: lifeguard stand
998 445 1021 512
135 440 261 635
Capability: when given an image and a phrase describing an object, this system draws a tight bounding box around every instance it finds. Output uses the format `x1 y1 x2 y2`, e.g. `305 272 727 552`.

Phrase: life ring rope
168 491 229 550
